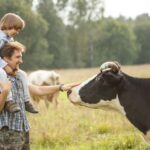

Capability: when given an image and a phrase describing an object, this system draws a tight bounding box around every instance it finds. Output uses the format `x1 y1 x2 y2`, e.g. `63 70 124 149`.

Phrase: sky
104 0 150 19
33 0 150 24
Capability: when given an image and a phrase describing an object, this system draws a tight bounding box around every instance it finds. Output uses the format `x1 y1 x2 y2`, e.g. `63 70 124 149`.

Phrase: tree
94 19 140 65
0 0 53 70
65 0 104 67
134 14 150 64
37 0 72 68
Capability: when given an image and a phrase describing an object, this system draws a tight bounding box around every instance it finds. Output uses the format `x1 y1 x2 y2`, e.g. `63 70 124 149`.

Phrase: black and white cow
68 61 150 144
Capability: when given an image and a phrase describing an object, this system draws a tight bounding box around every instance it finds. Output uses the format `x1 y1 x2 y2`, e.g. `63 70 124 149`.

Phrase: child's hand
0 80 11 91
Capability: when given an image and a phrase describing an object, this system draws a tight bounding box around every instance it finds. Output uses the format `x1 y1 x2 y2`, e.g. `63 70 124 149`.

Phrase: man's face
4 50 23 74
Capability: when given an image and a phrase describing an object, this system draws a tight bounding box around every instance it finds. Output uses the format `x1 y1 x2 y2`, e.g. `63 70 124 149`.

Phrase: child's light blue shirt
0 30 14 68
0 30 14 49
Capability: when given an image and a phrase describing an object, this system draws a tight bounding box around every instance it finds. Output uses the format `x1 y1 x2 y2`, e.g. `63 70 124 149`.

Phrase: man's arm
19 70 80 96
29 84 60 96
28 82 80 96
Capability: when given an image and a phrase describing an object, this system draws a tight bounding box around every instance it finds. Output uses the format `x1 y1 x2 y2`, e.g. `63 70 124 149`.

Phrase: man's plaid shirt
0 74 30 132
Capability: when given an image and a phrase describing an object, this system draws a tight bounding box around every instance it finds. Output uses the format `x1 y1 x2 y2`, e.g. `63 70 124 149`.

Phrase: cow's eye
95 75 101 81
95 76 105 85
96 75 109 86
95 73 109 86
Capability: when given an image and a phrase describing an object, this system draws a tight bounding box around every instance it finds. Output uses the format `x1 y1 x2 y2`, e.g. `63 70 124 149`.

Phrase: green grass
28 94 150 150
28 65 150 150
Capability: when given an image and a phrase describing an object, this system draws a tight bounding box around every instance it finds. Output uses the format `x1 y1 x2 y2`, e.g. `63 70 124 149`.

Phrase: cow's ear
102 71 122 84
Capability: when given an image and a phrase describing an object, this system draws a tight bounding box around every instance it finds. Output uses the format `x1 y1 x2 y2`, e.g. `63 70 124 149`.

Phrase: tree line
0 0 150 70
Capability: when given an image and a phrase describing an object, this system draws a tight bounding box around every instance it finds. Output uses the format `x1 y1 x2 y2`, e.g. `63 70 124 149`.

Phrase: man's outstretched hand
59 82 80 91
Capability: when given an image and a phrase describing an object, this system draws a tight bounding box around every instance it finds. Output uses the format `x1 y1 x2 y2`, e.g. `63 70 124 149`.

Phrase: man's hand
60 82 80 91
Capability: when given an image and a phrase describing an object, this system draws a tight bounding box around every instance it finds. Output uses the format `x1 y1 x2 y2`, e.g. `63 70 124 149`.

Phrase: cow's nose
67 89 72 96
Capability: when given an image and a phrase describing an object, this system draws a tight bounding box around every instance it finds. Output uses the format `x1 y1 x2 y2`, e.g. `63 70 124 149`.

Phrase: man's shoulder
17 69 28 79
18 69 27 75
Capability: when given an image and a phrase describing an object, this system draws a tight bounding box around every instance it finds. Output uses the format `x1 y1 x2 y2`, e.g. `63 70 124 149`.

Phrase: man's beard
11 68 19 76
6 63 19 76
13 68 18 72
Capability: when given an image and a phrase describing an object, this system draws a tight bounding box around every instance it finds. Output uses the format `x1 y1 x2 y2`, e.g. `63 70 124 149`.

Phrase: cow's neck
103 95 126 115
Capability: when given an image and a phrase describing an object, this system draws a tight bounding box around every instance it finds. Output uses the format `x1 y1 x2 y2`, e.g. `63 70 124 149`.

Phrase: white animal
28 70 60 108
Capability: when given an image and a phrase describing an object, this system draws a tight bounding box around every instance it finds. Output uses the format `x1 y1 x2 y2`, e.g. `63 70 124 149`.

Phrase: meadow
29 64 150 150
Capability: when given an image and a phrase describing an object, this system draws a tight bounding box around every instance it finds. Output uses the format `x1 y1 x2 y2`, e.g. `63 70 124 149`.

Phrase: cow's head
68 62 125 113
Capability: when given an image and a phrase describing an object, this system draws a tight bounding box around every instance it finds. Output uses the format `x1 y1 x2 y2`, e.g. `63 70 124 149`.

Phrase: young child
0 13 38 113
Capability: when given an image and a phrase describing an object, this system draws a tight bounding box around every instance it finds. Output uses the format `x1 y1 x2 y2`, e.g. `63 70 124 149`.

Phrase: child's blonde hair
0 13 25 30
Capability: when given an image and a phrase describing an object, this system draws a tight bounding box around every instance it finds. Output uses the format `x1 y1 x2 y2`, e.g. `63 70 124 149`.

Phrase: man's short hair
0 41 26 58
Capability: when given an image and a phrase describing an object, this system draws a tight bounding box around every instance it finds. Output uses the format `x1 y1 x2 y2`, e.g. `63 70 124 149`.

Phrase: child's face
7 28 20 37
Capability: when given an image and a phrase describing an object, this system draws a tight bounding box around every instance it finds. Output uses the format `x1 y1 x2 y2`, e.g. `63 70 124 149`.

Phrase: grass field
28 64 150 150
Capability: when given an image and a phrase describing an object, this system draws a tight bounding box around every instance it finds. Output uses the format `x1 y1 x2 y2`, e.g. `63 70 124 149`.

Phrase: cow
68 61 150 144
28 70 60 108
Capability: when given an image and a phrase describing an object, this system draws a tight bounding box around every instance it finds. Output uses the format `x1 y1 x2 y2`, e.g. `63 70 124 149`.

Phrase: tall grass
28 64 150 150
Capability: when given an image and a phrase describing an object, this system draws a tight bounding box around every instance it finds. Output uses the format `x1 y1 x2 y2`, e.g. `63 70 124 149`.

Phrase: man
0 41 78 150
